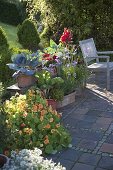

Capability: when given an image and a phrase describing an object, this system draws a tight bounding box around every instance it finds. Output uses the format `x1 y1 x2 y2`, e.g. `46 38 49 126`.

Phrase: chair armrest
97 51 113 54
84 56 109 60
96 55 110 60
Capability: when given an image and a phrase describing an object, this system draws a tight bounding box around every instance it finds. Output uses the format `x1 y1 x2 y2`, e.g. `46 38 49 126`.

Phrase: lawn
0 22 22 48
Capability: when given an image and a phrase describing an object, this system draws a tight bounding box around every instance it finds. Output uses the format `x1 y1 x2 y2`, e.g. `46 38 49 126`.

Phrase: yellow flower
24 128 33 135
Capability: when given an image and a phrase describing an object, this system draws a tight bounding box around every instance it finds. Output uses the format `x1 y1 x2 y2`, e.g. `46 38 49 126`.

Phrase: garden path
46 71 113 170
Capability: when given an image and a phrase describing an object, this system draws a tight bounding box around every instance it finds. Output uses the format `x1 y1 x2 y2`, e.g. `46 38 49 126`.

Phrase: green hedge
0 0 23 25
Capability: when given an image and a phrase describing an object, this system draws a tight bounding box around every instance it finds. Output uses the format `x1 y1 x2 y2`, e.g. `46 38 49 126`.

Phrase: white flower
2 148 66 170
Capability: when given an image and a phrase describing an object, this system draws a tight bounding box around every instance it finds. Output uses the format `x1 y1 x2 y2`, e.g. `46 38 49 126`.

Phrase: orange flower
40 116 44 121
44 124 51 129
33 104 38 112
38 104 43 110
40 110 46 116
44 135 49 144
56 123 60 128
50 118 54 123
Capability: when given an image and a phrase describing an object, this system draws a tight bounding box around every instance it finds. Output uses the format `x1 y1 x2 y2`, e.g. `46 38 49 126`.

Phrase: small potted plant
35 70 64 109
7 52 40 88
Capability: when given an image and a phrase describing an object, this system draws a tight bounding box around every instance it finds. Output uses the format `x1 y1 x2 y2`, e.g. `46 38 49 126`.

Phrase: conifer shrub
0 49 13 84
0 26 9 50
17 19 40 51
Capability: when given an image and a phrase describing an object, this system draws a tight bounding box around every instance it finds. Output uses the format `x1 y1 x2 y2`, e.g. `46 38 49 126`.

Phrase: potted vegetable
7 52 41 88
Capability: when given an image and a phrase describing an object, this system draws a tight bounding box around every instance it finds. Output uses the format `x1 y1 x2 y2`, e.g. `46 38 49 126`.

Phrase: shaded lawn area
0 22 22 48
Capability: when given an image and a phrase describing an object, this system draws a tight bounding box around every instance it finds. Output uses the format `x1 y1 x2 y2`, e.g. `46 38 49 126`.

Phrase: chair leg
107 70 110 90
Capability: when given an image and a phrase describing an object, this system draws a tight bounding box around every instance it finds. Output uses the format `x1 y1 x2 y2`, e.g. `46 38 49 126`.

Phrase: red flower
53 55 57 60
42 53 53 61
60 28 73 44
43 53 50 58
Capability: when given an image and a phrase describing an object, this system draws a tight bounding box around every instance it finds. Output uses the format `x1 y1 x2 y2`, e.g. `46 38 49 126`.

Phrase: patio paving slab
78 139 98 150
99 143 113 154
71 163 95 170
98 156 113 170
78 153 101 166
58 149 82 162
105 134 113 143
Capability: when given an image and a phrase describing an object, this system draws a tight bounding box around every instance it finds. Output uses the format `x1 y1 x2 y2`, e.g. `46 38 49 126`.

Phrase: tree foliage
25 0 113 50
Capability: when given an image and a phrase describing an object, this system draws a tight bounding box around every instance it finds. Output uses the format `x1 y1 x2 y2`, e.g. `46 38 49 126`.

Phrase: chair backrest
79 38 98 64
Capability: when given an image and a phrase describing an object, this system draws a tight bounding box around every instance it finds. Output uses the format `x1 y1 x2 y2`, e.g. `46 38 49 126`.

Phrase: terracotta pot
17 74 37 88
47 99 57 110
0 154 9 168
57 91 76 108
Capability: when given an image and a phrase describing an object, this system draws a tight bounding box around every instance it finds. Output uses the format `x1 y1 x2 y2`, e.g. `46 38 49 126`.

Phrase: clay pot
0 154 9 168
17 74 37 88
47 99 57 110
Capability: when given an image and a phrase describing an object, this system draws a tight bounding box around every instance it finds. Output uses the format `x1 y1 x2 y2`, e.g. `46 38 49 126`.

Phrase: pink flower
20 123 26 128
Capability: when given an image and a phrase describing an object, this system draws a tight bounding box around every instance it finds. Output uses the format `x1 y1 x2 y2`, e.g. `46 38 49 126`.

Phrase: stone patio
46 72 113 170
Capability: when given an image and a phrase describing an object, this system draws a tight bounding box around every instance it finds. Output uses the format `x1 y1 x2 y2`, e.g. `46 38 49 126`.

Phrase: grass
0 22 22 48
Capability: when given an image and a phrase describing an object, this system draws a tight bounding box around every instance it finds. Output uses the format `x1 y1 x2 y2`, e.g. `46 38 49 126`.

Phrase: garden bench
79 38 113 90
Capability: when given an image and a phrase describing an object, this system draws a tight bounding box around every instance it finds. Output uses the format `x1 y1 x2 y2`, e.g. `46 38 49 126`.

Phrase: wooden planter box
57 91 76 108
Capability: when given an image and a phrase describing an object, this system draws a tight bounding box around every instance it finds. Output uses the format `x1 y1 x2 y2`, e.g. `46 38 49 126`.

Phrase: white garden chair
79 38 113 90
